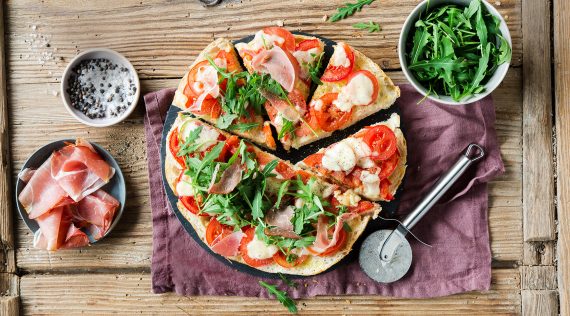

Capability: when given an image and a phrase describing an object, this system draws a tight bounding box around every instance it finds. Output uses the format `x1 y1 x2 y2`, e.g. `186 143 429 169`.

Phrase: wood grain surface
3 0 563 314
19 269 521 315
554 0 570 314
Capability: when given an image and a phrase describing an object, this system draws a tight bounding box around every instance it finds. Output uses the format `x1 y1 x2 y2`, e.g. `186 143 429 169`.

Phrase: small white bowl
398 0 511 105
61 48 140 127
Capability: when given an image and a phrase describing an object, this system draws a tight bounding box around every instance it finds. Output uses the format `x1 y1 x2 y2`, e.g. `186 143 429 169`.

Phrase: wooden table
0 0 568 314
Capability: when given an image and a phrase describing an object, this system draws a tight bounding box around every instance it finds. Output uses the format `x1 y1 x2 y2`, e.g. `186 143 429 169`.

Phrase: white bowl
61 48 140 127
398 0 512 105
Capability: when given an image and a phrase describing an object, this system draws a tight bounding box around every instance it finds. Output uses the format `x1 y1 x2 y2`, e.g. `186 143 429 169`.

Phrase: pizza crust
291 45 401 149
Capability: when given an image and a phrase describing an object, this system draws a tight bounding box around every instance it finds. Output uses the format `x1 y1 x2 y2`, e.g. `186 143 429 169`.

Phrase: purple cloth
144 85 504 298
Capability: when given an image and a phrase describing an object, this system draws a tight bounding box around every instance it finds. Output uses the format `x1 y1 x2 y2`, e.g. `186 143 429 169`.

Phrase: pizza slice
164 113 382 275
298 113 407 201
235 27 326 150
172 38 276 150
291 42 401 149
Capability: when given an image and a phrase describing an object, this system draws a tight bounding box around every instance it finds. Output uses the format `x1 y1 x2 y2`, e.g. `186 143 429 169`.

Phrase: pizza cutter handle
399 143 485 233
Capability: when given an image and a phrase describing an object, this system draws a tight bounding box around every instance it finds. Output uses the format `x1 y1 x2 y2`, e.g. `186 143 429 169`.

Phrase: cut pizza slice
172 38 276 150
291 42 401 149
298 113 407 201
164 113 382 275
235 27 326 150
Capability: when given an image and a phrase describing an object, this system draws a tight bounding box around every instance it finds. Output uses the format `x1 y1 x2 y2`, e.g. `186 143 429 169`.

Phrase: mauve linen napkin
144 85 504 298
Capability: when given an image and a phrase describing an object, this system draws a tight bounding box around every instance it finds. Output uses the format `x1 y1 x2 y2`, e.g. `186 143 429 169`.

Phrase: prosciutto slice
76 190 120 240
264 205 300 239
51 140 115 202
18 156 68 219
311 212 358 254
33 205 74 251
251 46 297 92
208 162 243 194
260 90 303 122
211 230 244 257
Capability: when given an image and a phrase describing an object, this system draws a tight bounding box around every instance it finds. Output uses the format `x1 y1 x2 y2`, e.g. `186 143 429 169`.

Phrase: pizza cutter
359 143 485 283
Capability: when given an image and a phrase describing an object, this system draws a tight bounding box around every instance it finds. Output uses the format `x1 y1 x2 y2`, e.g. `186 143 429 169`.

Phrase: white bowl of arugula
399 0 512 105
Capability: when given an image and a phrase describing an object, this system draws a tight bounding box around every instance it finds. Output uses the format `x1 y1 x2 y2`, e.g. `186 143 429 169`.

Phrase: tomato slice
321 43 354 82
296 39 321 51
273 251 308 268
363 125 397 161
275 161 296 179
180 196 208 217
379 150 400 179
263 123 277 149
215 49 241 73
303 153 324 168
239 227 275 267
380 179 394 201
262 27 296 51
206 218 233 246
349 201 375 214
346 70 379 105
184 60 214 97
307 228 348 257
169 128 186 167
311 93 353 132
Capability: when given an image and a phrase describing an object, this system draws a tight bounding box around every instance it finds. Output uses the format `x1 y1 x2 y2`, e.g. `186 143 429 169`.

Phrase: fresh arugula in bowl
406 0 511 102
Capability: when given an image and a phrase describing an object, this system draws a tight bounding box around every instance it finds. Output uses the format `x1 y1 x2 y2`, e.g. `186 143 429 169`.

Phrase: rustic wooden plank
11 69 523 270
0 272 18 297
0 0 14 256
521 0 555 243
19 269 520 315
0 297 19 316
521 266 557 290
4 0 522 85
521 291 558 316
523 241 555 266
554 0 570 314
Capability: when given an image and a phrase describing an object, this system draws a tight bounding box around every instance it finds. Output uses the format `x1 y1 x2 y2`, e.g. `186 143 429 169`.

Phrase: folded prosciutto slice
76 189 120 240
19 139 120 251
51 140 115 202
19 156 68 219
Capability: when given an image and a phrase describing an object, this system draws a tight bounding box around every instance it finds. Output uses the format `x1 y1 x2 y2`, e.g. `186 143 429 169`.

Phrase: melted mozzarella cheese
360 170 380 197
333 72 374 112
246 234 278 259
176 173 195 196
343 137 375 168
293 47 321 66
330 43 351 68
248 30 285 51
194 65 220 98
333 189 361 207
312 99 323 112
295 198 305 209
321 142 356 172
179 122 220 151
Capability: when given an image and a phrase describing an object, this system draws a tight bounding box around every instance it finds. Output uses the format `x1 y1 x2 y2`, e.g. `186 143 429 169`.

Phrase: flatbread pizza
297 113 407 201
164 113 382 275
172 38 276 150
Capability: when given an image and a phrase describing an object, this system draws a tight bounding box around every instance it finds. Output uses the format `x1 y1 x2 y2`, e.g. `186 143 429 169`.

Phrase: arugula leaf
329 0 375 22
196 142 225 178
262 159 279 176
177 125 203 157
278 118 295 140
307 52 324 85
228 122 260 132
259 281 297 314
353 21 381 33
216 113 238 130
275 180 290 209
252 189 264 220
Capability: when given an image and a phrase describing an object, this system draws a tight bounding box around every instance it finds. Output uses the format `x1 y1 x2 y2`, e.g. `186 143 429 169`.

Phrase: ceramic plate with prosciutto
164 27 407 276
15 139 125 251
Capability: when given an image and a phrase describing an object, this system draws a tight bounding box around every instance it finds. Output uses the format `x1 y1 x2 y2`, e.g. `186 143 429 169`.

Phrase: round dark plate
15 139 126 245
160 32 407 278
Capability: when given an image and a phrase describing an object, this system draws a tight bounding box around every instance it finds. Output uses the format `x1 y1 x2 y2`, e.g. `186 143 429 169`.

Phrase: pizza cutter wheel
359 143 485 283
